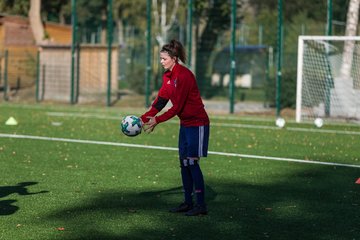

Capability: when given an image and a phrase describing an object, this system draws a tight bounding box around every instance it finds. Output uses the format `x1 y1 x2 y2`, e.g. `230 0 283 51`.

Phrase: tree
29 0 45 44
194 0 243 95
152 0 180 46
341 0 360 79
41 0 71 24
0 0 29 16
113 0 147 45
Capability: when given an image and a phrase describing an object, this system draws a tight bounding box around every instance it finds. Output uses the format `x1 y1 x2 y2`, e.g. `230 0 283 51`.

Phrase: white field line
211 122 280 130
286 127 360 135
211 123 360 135
47 112 121 120
47 112 360 136
1 133 360 169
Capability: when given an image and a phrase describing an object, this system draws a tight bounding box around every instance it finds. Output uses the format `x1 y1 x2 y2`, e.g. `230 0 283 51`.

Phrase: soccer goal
296 36 360 123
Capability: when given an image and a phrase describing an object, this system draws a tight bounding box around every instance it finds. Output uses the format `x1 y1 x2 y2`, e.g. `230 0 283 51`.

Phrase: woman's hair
160 39 186 63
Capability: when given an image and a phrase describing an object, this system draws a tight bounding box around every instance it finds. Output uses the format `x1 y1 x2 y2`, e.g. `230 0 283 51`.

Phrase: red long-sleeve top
140 63 209 127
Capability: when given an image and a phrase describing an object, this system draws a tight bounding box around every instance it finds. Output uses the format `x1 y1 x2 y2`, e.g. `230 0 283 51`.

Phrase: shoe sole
185 212 208 216
169 208 193 213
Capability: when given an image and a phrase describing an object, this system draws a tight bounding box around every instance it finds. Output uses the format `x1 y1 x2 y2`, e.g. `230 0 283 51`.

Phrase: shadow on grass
45 167 360 240
0 182 49 216
0 199 19 215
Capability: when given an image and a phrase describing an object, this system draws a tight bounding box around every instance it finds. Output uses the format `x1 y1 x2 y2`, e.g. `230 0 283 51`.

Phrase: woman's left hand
143 116 157 133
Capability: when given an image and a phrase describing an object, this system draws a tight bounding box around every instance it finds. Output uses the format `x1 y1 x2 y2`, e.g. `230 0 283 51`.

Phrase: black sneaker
169 203 193 213
185 205 208 216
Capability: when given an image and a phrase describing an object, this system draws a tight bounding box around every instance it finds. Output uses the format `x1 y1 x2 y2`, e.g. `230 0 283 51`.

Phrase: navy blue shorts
178 125 210 160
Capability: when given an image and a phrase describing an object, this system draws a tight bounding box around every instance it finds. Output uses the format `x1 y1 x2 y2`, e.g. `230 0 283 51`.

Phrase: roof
0 13 71 29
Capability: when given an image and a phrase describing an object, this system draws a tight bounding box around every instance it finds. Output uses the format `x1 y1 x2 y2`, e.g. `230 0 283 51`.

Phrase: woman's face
160 52 176 70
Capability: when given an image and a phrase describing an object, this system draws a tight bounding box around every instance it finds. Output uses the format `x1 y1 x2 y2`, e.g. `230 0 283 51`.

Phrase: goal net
296 36 360 123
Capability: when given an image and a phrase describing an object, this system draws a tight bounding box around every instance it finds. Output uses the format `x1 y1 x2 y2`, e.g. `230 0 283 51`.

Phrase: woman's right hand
143 116 157 133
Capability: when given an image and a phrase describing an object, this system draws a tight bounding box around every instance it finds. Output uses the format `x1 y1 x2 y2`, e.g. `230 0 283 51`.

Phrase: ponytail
160 39 186 64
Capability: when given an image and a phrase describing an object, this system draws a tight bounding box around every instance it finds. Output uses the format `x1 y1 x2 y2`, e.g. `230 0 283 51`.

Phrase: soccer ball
275 117 286 128
314 118 324 128
121 115 142 137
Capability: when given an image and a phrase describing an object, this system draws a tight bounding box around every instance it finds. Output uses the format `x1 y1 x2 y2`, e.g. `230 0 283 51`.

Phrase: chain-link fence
37 44 118 104
0 2 118 106
1 0 344 114
0 47 37 102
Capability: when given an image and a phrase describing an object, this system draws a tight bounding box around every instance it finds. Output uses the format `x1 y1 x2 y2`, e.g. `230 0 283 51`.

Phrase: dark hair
160 39 186 63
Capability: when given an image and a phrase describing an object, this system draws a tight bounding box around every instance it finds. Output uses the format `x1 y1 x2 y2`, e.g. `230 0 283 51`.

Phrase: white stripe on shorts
198 126 204 156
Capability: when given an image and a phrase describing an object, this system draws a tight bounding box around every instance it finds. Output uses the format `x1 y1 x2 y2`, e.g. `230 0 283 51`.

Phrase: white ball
275 117 286 128
121 115 142 137
314 118 324 128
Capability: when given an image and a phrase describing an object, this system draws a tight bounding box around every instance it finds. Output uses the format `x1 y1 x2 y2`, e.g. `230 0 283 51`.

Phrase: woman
140 39 210 216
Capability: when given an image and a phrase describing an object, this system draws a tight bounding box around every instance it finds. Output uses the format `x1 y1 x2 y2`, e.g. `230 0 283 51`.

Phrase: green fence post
70 0 77 104
264 47 270 107
107 0 113 107
229 0 236 114
276 0 283 117
145 0 152 108
3 49 8 101
258 24 263 45
76 44 80 103
187 0 193 69
326 0 333 36
41 64 46 101
325 0 332 116
36 50 40 102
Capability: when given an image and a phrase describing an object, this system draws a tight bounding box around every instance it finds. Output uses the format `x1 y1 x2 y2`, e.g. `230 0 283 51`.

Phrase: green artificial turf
0 103 359 240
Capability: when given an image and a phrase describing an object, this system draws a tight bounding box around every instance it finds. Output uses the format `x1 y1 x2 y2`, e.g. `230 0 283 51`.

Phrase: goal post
296 36 360 123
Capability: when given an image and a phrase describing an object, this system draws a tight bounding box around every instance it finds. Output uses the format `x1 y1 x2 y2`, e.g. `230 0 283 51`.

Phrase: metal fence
0 0 337 114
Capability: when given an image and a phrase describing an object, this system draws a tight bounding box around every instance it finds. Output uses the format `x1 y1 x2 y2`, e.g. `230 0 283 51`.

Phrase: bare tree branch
152 0 179 46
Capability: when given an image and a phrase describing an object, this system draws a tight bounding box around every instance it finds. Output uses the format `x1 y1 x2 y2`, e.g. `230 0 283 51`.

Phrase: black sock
180 161 193 205
188 160 205 206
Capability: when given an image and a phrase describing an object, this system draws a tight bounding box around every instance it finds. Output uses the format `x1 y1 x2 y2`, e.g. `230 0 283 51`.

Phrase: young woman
140 39 210 216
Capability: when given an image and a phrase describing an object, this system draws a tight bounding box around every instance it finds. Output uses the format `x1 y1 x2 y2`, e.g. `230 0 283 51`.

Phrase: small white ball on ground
275 118 286 128
314 118 324 128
